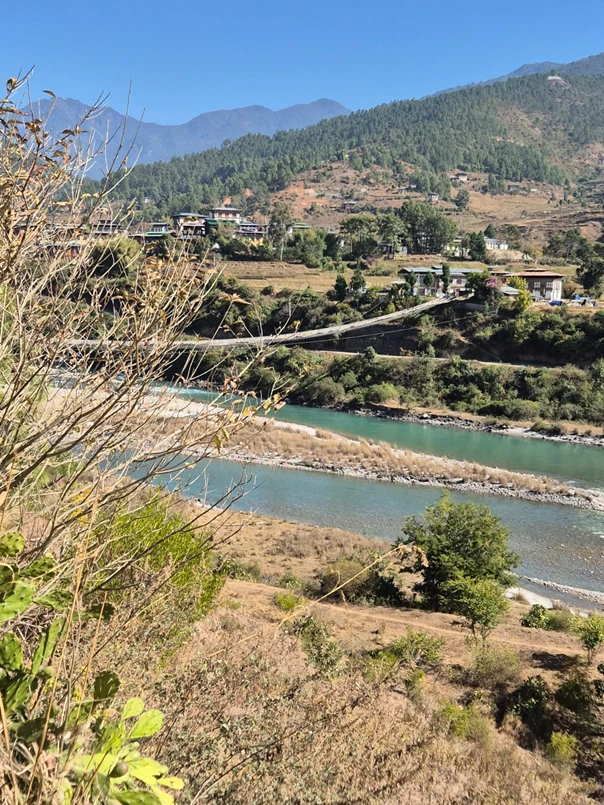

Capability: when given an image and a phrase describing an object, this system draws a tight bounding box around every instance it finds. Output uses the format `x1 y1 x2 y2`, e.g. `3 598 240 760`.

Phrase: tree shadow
531 651 581 672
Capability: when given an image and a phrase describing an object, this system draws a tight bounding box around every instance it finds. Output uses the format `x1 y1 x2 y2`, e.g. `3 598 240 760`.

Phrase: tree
269 200 293 261
441 263 451 293
454 188 471 211
341 215 379 266
397 201 457 255
89 237 143 281
378 212 407 257
507 276 533 312
575 613 604 664
398 493 519 610
445 577 509 641
577 244 604 296
423 272 435 294
468 231 487 262
349 268 367 296
334 273 348 302
484 224 496 239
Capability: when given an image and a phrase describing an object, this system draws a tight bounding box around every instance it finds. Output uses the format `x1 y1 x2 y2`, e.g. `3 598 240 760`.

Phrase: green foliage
387 628 444 669
105 497 223 622
446 576 509 640
454 188 470 211
318 554 409 606
0 535 179 804
274 590 305 612
106 72 581 214
399 493 519 611
574 613 604 664
555 676 594 716
287 614 343 675
546 732 579 768
439 702 490 742
467 232 487 262
521 604 578 633
508 676 550 721
365 382 399 404
89 237 143 284
521 604 552 629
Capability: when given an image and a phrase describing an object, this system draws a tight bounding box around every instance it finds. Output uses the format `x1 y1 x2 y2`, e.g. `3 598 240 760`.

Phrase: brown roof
510 271 564 279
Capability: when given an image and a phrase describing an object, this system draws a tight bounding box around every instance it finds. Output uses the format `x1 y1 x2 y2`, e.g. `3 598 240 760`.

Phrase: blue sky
3 0 604 123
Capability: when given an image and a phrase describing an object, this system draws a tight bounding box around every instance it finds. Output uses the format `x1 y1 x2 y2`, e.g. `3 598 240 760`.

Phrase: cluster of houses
394 266 564 303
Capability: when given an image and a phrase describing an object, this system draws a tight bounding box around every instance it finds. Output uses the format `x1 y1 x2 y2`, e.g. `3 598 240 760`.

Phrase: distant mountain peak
31 96 351 176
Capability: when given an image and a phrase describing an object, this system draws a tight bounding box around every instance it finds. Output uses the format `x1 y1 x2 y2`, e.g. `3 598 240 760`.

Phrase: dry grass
225 420 586 500
141 604 593 804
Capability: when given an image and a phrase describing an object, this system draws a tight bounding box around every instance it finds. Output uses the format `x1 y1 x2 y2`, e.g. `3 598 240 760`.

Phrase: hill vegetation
102 73 604 215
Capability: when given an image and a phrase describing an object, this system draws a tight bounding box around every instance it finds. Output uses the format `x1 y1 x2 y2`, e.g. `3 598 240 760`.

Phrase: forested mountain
100 73 604 215
441 50 604 93
32 96 349 176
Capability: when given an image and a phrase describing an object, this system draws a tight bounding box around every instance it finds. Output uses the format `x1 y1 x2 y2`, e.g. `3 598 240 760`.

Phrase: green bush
546 609 577 633
439 702 490 742
521 604 551 630
274 591 305 612
388 629 445 670
365 382 400 404
546 732 579 768
318 555 408 606
575 612 604 664
287 615 343 674
555 676 594 716
508 676 550 721
218 557 262 582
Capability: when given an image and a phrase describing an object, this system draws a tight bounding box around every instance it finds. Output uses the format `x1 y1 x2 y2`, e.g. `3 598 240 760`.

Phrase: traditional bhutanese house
485 238 509 251
236 220 268 243
395 266 484 298
90 219 121 237
208 206 242 223
147 222 170 233
427 192 439 203
508 270 564 302
172 212 205 233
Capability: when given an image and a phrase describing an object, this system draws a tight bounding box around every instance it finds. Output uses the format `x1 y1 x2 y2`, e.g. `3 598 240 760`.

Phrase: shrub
388 629 445 670
555 676 594 716
287 615 343 675
439 702 491 742
546 732 579 769
508 676 550 721
547 609 578 633
470 644 522 688
218 557 262 582
521 604 551 630
318 555 408 606
365 382 400 404
445 576 509 641
575 613 604 664
274 591 305 612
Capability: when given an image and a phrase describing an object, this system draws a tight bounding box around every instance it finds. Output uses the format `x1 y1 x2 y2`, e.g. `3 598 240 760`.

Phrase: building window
533 282 541 289
546 282 552 289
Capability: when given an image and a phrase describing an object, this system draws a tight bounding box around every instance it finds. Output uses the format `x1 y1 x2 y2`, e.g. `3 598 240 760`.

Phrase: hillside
31 96 350 176
441 49 604 93
101 73 604 215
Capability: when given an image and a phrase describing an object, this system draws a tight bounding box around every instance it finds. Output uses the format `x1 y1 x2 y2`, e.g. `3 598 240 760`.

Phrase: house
340 200 357 212
147 222 170 233
427 192 439 203
485 238 509 251
208 206 242 223
90 219 121 237
172 212 205 233
236 219 268 243
508 270 564 302
453 172 469 183
395 266 483 298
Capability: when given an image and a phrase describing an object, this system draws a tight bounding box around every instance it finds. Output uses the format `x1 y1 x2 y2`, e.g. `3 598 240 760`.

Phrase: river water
154 386 604 604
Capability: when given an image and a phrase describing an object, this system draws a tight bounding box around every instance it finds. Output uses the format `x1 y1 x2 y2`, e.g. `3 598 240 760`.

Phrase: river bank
351 404 604 448
159 411 604 511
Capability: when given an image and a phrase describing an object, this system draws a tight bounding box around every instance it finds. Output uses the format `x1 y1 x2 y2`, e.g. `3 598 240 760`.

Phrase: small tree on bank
398 493 519 611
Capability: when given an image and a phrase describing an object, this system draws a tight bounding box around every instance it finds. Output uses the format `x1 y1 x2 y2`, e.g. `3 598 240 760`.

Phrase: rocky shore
356 405 604 448
222 444 604 512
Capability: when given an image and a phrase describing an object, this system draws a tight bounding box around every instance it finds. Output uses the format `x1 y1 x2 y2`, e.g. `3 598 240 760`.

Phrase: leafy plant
546 732 579 769
274 591 305 612
574 613 604 664
287 615 343 675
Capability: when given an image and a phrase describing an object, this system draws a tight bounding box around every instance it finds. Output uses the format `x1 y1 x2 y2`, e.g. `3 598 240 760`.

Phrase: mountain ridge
31 96 351 174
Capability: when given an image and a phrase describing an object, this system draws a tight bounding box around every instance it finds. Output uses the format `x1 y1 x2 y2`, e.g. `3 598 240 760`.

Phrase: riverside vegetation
3 79 604 804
